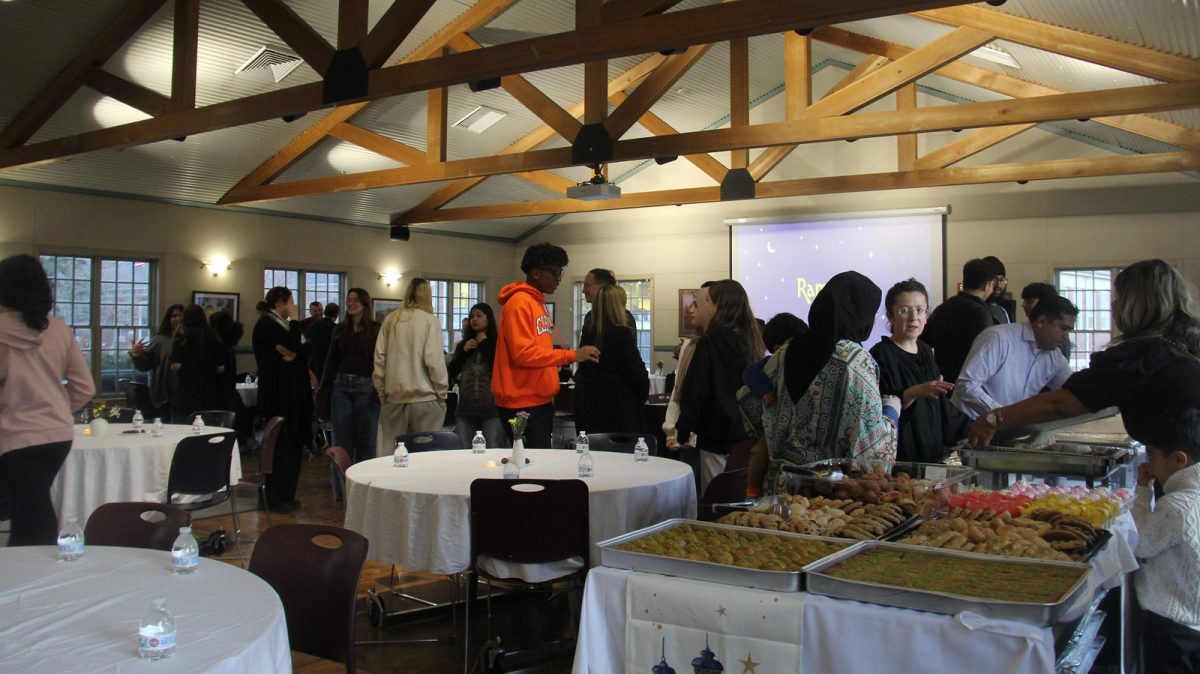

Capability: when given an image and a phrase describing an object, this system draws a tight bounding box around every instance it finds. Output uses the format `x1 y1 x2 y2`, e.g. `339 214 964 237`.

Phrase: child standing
1133 407 1200 674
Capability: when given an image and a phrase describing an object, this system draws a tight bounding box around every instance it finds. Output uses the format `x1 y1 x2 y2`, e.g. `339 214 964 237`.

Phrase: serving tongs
710 495 792 519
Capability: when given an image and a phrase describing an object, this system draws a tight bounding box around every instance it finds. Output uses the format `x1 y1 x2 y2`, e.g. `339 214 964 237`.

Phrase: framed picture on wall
374 298 402 322
678 289 700 338
193 291 239 320
545 302 555 325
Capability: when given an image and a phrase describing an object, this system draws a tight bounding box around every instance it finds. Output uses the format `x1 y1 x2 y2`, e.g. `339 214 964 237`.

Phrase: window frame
571 277 653 367
427 277 486 351
1054 266 1119 372
262 266 346 316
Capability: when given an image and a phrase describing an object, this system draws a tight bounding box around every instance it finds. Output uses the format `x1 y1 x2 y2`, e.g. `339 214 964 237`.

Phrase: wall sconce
378 271 402 287
201 257 231 277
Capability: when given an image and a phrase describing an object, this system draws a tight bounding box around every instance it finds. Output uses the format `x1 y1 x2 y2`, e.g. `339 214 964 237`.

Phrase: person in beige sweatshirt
373 278 448 454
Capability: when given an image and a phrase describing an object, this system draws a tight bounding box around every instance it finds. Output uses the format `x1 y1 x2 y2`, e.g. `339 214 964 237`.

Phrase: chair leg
228 492 245 569
258 484 272 528
463 575 471 674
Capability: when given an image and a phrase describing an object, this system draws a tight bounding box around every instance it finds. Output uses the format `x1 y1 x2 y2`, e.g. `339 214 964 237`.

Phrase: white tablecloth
343 449 697 575
52 424 242 527
0 546 290 673
573 513 1140 674
235 383 258 407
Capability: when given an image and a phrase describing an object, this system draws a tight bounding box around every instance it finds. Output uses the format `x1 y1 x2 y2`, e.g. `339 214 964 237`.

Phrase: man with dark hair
952 295 1077 419
493 243 599 448
298 300 323 332
1022 281 1072 359
982 256 1016 324
923 258 999 383
305 302 339 385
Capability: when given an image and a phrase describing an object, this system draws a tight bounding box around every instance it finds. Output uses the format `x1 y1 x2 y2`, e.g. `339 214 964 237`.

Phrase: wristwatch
985 409 1005 429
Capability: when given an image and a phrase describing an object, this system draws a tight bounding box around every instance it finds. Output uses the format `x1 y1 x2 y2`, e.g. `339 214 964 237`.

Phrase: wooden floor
201 449 578 674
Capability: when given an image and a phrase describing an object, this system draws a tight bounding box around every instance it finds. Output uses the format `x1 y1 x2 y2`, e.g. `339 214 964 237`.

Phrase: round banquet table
51 424 242 527
342 448 698 575
0 545 290 673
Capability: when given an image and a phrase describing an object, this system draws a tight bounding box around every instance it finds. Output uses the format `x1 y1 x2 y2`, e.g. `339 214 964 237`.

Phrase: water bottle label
57 540 84 555
171 549 199 570
139 631 176 651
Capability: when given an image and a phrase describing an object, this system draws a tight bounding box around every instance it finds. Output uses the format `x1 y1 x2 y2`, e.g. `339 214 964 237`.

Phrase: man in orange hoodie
494 243 600 449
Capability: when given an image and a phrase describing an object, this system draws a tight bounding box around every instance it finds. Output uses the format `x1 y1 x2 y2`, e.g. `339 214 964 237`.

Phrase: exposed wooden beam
0 0 167 148
915 123 1035 169
3 0 978 170
578 0 607 126
784 32 811 120
337 0 368 51
172 0 199 111
242 0 335 75
224 80 1200 204
896 83 917 171
608 91 728 183
222 0 517 201
916 6 1200 83
601 0 684 23
512 170 576 194
327 123 427 166
80 68 171 118
730 37 750 169
359 0 438 68
813 26 1200 152
751 25 993 180
407 151 1200 223
825 55 890 97
427 67 448 162
605 44 712 139
450 34 582 143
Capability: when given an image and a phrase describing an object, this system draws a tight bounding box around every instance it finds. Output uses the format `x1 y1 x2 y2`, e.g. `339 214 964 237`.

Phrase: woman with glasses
869 279 967 462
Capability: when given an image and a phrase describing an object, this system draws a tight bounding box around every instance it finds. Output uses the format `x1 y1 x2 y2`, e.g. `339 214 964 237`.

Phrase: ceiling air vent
452 105 507 134
235 45 303 83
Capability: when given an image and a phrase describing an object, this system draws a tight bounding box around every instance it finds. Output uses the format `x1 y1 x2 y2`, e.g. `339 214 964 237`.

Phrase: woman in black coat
576 285 650 434
168 304 224 421
253 286 311 511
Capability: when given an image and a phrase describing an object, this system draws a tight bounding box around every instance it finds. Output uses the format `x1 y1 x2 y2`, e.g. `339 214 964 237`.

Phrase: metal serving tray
960 442 1129 478
597 518 851 592
803 540 1092 625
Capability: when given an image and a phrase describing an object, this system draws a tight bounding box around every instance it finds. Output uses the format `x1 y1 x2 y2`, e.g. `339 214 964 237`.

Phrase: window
429 279 484 351
263 267 343 314
1056 267 1115 371
572 278 653 366
41 254 153 395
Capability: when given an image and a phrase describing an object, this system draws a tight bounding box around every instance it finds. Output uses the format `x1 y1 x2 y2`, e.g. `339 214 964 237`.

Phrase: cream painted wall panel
1043 214 1182 263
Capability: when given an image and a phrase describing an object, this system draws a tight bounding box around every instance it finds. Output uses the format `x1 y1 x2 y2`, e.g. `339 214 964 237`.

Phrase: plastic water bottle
634 437 649 462
191 416 204 435
503 458 520 479
138 599 177 660
578 447 594 478
57 516 85 562
471 430 486 454
393 441 409 468
132 409 144 431
151 418 165 438
575 431 589 454
171 526 200 574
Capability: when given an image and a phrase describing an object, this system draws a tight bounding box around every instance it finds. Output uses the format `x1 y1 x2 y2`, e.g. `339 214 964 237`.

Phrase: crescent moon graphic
766 241 776 253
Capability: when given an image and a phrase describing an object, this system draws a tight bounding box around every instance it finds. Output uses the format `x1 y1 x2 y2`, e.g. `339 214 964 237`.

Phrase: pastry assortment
792 463 966 517
898 507 1104 562
613 523 849 571
716 496 909 540
818 546 1087 604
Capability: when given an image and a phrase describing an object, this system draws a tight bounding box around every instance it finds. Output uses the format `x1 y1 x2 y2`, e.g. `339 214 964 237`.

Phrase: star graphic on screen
739 653 760 673
716 606 727 617
868 250 875 258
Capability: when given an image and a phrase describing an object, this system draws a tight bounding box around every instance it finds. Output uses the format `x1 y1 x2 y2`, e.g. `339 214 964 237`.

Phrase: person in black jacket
305 302 338 387
575 285 650 435
253 286 311 511
209 310 251 444
168 304 224 421
677 279 765 493
447 302 506 450
922 258 999 383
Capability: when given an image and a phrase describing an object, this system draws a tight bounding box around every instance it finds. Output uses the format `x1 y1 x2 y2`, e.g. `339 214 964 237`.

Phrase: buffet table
52 423 241 526
572 513 1138 674
342 448 697 574
0 545 290 673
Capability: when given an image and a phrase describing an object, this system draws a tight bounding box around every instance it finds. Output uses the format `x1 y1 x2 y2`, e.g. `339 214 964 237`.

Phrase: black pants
264 417 302 505
496 403 555 450
0 441 72 546
1145 609 1200 674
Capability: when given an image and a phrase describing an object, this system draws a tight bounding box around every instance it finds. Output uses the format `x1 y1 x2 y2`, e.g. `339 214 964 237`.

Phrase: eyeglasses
539 266 565 280
895 306 927 317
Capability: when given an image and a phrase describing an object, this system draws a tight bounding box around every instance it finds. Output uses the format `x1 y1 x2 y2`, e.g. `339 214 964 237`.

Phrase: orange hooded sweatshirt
492 281 576 409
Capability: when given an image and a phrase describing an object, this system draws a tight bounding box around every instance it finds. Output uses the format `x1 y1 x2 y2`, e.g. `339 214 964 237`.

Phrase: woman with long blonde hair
373 277 449 450
576 284 649 434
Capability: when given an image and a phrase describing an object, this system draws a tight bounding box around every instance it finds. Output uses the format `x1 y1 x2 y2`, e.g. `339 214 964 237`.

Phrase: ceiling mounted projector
567 165 621 201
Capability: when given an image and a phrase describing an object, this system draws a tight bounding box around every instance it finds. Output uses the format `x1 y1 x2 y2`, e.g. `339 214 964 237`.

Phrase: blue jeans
330 374 380 496
454 414 508 451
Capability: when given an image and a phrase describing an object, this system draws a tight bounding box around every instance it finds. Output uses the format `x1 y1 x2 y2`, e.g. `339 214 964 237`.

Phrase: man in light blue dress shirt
952 295 1078 420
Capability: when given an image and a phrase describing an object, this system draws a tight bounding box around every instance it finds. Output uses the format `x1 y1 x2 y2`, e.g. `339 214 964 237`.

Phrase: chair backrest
698 467 749 521
585 432 656 455
126 380 157 418
394 431 463 452
85 502 191 551
469 478 589 579
119 377 135 409
258 416 285 476
324 446 352 488
189 410 237 429
248 524 368 672
165 431 238 508
724 439 754 473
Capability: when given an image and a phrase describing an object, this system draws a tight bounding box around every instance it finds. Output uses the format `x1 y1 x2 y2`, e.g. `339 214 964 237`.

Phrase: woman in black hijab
740 271 898 495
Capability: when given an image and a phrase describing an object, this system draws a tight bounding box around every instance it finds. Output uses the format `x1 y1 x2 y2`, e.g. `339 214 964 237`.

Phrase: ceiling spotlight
566 165 621 201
